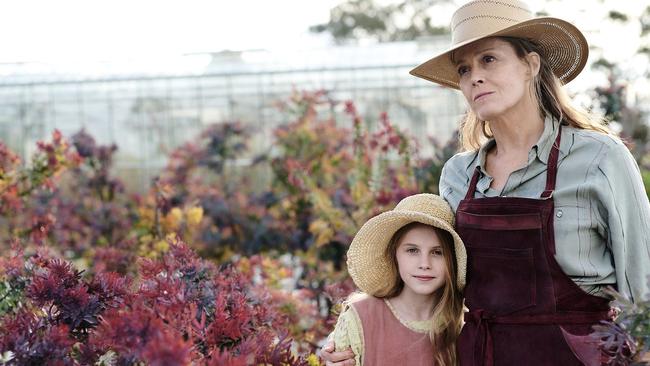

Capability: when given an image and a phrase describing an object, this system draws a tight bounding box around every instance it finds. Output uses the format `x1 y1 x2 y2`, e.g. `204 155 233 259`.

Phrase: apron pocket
465 246 536 315
457 211 542 230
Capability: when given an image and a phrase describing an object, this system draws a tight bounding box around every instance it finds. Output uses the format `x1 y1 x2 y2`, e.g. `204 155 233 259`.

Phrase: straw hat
347 194 467 295
410 0 589 89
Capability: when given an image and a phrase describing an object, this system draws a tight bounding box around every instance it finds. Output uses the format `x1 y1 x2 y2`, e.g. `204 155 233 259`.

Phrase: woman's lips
474 92 494 101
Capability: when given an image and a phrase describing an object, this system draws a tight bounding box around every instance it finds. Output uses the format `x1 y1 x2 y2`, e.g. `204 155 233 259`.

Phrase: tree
310 0 451 44
584 2 650 163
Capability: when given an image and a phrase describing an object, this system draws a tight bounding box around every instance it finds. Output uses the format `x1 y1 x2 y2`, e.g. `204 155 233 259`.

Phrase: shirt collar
471 115 565 175
533 116 562 165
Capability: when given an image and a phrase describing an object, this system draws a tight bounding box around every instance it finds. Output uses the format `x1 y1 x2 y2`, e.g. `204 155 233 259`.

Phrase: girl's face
454 37 539 121
395 225 448 297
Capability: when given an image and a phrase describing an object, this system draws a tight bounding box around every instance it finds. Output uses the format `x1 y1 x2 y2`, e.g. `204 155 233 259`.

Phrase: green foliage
0 281 24 316
642 6 650 37
608 10 629 22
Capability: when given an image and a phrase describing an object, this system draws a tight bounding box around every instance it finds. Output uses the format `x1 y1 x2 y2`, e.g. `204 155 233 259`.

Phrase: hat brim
409 17 589 89
346 210 467 296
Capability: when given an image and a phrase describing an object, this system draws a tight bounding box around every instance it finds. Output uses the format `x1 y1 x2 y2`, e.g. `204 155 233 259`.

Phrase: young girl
327 193 466 366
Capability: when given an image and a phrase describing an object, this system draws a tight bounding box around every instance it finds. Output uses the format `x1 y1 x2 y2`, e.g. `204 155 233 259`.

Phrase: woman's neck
488 113 545 157
389 289 439 321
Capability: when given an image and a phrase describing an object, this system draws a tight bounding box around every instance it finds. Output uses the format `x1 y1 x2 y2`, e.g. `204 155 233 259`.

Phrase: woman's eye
457 66 469 76
483 55 495 63
406 248 419 254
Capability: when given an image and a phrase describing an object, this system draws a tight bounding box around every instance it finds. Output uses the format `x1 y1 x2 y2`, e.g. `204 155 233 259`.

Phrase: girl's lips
413 276 435 281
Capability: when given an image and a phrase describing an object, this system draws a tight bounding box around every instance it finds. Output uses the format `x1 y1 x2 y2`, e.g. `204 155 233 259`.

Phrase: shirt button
556 210 563 218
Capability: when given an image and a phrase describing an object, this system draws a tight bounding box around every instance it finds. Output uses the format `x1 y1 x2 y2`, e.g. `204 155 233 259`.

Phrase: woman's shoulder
565 126 633 165
446 149 479 166
442 150 479 178
566 125 624 150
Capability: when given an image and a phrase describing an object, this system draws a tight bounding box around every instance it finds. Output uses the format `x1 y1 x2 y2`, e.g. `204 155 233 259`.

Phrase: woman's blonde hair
373 222 463 366
459 37 611 151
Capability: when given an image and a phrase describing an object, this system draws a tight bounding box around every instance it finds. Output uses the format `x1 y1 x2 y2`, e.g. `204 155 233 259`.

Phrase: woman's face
395 225 448 297
454 37 539 121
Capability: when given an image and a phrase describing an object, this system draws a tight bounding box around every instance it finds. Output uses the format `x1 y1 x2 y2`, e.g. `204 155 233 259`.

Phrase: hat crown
451 0 533 45
393 194 454 227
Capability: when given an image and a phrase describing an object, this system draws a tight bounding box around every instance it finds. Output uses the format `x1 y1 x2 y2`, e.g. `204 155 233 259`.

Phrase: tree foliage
585 2 650 166
310 0 450 43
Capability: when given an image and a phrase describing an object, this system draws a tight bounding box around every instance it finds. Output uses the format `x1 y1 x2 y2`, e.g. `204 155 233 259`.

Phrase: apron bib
456 127 612 366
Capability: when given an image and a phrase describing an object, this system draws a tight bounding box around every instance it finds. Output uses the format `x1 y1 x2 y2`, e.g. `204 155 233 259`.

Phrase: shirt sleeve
439 153 474 213
327 304 364 366
439 160 453 203
596 141 650 303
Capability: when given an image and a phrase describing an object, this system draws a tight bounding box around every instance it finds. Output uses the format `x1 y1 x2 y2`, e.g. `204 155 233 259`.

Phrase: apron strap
465 166 481 200
541 124 563 198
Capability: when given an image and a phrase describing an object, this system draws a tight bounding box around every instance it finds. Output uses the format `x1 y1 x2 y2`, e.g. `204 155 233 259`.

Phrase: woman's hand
320 340 356 365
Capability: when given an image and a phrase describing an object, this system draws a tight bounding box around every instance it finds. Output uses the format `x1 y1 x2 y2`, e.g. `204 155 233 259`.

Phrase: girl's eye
432 250 443 256
457 65 469 76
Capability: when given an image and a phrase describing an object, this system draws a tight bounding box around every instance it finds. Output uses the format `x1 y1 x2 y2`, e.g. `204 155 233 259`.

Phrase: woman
321 0 650 365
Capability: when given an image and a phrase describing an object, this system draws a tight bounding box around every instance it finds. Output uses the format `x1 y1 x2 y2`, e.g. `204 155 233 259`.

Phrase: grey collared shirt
440 117 650 303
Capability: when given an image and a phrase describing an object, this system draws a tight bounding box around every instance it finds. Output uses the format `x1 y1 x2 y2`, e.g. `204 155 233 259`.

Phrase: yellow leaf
164 207 183 231
186 206 204 227
306 353 321 366
308 219 329 233
154 239 170 253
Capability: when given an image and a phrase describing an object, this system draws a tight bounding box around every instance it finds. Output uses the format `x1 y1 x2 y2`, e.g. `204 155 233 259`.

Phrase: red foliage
2 242 311 364
89 307 193 365
0 309 76 365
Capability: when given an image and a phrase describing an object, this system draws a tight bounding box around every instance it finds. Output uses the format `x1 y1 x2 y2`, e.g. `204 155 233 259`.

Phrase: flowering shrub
592 287 650 365
138 90 451 349
148 91 447 259
0 130 82 246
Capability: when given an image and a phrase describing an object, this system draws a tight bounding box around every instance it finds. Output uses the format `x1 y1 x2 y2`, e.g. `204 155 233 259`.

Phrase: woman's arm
321 305 362 365
320 341 356 366
596 142 650 303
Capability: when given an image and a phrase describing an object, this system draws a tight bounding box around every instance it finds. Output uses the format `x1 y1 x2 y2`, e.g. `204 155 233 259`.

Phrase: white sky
0 0 646 71
0 0 341 64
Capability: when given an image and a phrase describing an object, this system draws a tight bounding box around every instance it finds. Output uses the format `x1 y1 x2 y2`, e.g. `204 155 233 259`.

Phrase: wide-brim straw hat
347 194 467 295
410 0 589 89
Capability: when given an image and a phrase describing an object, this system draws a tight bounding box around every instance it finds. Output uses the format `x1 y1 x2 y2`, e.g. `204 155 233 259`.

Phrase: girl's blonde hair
372 222 463 366
458 37 611 151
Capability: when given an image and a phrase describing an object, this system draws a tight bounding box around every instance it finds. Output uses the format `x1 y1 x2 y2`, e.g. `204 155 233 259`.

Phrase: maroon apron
456 127 613 366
